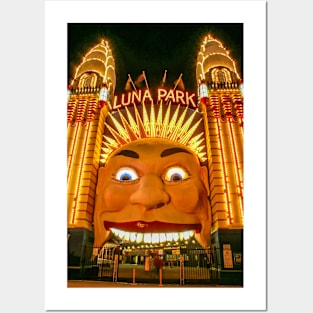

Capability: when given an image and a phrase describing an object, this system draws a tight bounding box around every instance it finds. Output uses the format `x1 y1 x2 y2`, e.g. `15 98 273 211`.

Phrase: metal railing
72 243 223 285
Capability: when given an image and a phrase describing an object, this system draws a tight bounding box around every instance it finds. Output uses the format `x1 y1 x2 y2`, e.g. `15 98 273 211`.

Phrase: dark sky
68 23 243 94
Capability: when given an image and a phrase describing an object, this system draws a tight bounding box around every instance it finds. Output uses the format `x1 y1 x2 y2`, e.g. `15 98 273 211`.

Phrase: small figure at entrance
144 255 152 271
153 255 163 277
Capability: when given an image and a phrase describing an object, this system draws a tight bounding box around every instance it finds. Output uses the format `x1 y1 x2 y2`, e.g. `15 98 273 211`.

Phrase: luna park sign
111 88 197 110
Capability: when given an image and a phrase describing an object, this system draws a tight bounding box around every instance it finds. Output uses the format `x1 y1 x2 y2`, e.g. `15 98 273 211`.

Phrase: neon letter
132 90 142 104
142 89 153 103
112 95 121 109
165 89 175 102
121 92 131 106
186 92 197 108
157 88 167 102
175 90 186 105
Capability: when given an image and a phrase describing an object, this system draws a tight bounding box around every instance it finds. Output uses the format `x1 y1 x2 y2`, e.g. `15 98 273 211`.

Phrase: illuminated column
231 94 244 207
197 33 243 230
67 39 116 231
67 96 79 178
197 32 243 285
218 119 242 226
228 101 244 220
201 88 244 229
67 95 107 229
201 103 229 231
68 96 89 227
68 97 111 229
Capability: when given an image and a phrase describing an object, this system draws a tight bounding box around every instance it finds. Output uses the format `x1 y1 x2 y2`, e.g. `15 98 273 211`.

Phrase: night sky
68 23 243 94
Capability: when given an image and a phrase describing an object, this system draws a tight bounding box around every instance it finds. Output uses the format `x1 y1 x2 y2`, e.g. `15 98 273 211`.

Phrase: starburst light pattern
100 102 207 163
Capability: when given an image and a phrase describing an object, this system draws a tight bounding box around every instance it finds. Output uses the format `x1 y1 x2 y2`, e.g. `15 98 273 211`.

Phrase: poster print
45 1 266 311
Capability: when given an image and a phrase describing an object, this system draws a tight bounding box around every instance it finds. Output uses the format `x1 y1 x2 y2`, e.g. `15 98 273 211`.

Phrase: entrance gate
77 243 219 285
181 247 216 284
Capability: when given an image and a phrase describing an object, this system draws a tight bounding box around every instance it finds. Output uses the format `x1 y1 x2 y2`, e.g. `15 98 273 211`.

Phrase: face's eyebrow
160 147 192 158
113 149 139 159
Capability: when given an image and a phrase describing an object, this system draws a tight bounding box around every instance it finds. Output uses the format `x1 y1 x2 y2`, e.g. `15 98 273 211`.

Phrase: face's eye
115 167 139 182
163 166 190 183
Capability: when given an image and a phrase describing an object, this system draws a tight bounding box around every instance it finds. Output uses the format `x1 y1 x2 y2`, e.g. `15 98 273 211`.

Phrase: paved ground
68 280 200 288
67 280 241 288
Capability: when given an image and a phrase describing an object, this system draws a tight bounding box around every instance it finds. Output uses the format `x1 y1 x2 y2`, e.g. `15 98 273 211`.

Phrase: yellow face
94 138 211 250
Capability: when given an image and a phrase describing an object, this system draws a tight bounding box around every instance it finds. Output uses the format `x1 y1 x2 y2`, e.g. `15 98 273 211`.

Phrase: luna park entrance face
79 243 219 285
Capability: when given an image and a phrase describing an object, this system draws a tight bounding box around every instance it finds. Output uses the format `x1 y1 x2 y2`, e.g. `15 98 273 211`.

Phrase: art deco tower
67 40 116 254
197 34 243 283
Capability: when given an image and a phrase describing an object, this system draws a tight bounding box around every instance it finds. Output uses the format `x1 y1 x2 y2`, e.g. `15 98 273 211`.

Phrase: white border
45 0 267 311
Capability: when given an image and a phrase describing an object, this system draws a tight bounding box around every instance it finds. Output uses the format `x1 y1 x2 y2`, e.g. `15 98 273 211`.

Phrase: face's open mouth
104 221 201 244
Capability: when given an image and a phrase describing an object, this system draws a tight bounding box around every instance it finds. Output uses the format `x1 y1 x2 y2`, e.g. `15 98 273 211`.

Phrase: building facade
67 33 243 285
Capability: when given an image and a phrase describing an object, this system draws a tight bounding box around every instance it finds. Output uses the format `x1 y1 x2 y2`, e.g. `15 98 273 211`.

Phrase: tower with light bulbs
197 34 243 284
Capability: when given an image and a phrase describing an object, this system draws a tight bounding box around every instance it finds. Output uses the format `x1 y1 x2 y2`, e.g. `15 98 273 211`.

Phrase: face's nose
130 173 170 210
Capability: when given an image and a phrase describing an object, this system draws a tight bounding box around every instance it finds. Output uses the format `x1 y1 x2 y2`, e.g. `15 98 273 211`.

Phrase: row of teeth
111 228 194 243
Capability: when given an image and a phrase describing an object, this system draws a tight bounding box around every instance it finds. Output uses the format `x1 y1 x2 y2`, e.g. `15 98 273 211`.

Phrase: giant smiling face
94 138 212 252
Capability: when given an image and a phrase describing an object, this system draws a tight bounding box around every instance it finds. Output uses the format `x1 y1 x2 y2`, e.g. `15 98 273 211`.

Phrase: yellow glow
68 122 90 224
216 119 232 225
197 34 241 81
109 229 197 244
100 103 207 163
72 39 115 91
